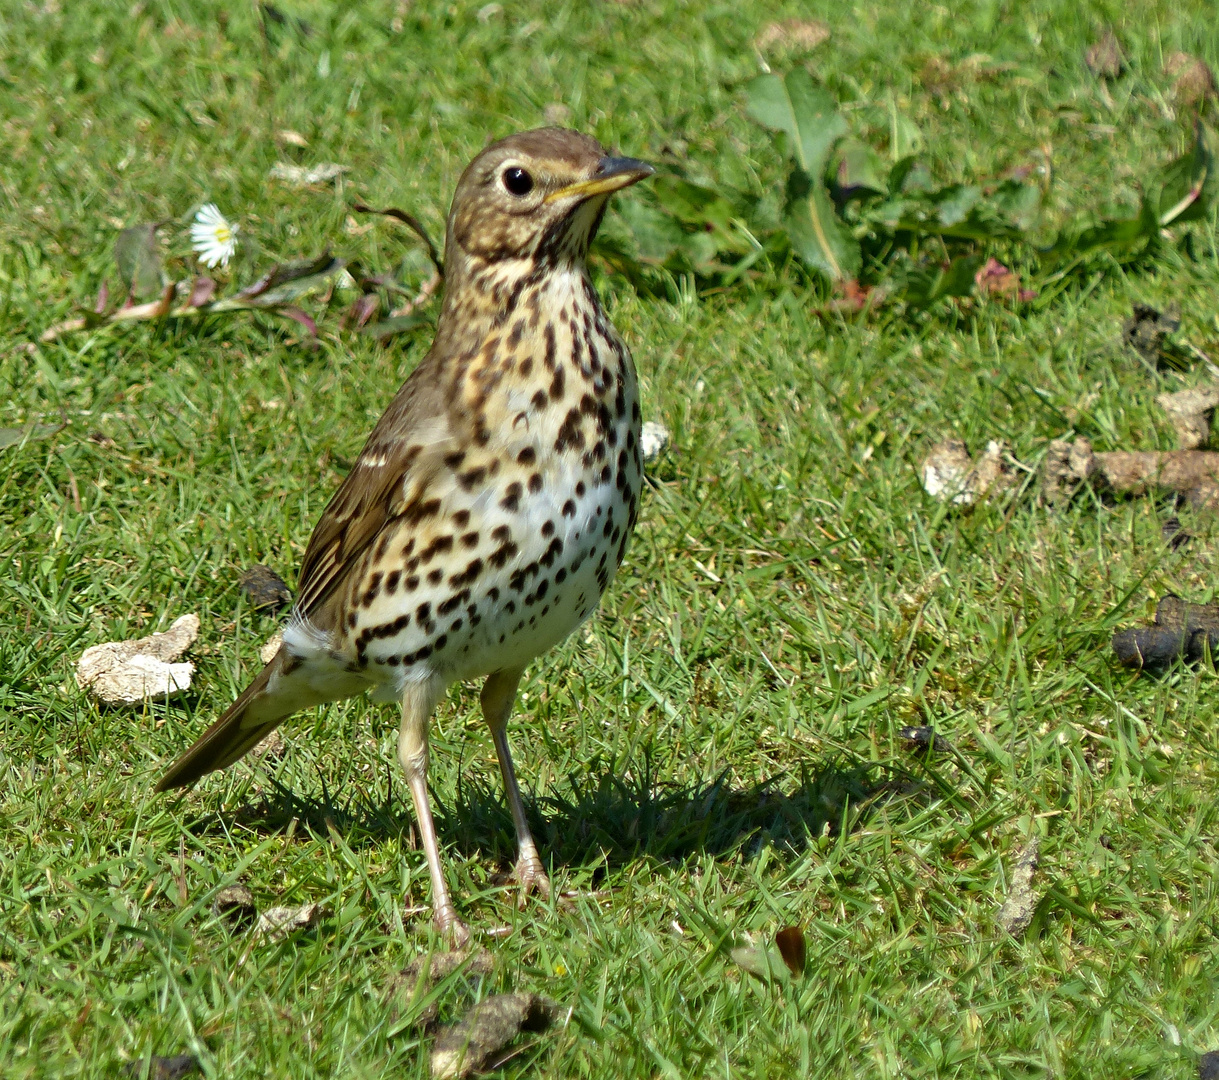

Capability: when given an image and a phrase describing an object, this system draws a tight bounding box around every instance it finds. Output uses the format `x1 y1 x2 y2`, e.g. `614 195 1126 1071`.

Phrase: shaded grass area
3 1 1219 1077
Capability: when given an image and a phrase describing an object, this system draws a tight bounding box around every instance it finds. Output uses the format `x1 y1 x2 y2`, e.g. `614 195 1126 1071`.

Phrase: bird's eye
502 167 534 196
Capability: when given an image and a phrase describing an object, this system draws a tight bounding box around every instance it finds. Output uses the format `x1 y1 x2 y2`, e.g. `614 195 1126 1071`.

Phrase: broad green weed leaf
652 177 736 230
614 200 686 263
832 139 888 199
1157 120 1216 226
935 185 983 227
783 166 861 281
746 69 847 175
992 179 1042 230
747 70 858 280
0 423 64 451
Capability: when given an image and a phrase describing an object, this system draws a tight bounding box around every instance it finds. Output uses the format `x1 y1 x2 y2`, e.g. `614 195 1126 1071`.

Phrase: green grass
4 1 1219 1076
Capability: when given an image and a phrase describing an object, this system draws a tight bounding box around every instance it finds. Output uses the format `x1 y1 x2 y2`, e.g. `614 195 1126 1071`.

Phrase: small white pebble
640 420 671 464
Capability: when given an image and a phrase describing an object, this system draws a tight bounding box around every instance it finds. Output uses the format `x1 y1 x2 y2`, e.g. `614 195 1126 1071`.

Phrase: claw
435 905 472 946
512 854 551 904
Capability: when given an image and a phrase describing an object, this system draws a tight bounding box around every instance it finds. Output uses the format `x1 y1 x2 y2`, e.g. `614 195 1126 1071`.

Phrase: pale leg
481 668 551 900
399 678 470 944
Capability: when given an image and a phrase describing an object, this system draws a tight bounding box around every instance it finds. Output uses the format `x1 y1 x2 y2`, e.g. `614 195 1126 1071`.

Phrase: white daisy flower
190 203 238 268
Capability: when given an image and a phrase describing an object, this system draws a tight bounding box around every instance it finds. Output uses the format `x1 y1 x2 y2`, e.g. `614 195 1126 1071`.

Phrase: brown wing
292 362 454 621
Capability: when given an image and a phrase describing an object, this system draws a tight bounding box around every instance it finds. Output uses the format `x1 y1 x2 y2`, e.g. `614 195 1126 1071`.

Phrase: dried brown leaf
996 836 1040 936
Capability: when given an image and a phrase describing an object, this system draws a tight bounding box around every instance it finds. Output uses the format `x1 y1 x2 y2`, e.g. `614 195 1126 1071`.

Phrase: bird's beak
545 156 655 203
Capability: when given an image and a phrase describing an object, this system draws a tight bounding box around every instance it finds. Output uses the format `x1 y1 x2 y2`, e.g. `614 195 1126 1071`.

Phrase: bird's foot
434 905 472 947
512 852 551 905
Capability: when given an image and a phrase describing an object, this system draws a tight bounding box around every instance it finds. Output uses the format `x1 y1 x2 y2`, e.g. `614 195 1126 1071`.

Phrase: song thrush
157 128 654 942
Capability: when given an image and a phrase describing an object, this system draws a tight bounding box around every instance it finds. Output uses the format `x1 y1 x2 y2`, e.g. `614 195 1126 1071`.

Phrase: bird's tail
155 647 315 792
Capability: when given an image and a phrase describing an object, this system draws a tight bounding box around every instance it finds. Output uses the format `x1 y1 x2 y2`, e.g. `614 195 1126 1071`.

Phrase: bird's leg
399 679 470 945
481 668 550 901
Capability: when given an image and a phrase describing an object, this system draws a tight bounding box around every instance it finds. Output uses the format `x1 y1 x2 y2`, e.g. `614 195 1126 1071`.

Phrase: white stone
640 420 671 464
76 614 199 705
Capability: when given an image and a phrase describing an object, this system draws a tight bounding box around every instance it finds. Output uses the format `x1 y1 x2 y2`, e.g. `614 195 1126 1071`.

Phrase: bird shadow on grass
209 751 930 874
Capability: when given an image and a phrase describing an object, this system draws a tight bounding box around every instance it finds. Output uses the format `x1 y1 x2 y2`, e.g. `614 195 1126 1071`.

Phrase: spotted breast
296 263 643 698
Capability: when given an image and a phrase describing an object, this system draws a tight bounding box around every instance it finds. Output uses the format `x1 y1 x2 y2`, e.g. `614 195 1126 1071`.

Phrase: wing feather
292 362 454 621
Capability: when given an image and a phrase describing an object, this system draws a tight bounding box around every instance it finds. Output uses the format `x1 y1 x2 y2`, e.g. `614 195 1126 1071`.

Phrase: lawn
3 1 1219 1076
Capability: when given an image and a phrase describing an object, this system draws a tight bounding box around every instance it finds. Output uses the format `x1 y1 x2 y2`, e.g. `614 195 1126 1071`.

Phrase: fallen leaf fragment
920 439 1011 505
255 902 328 942
431 993 564 1079
259 630 284 665
755 19 830 55
268 162 350 186
1156 387 1219 450
639 420 671 464
774 926 806 979
212 884 258 928
1165 52 1217 107
1162 516 1192 551
973 257 1036 302
997 836 1040 936
239 565 293 613
1085 28 1125 79
729 936 792 983
0 422 65 451
1111 595 1219 668
1043 436 1219 506
389 949 495 1032
252 727 286 760
76 614 199 705
899 725 952 755
1123 302 1183 367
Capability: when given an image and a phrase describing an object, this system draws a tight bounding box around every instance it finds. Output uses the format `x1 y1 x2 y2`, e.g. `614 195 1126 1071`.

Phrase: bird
156 127 654 943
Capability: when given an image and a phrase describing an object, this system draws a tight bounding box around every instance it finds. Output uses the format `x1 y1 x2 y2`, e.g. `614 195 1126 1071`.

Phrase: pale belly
284 428 642 701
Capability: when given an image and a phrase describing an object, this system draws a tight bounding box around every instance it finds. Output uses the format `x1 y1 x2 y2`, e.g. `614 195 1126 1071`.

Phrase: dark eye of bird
502 167 534 196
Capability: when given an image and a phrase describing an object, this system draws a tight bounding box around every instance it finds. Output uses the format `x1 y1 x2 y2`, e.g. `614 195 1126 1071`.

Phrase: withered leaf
775 926 807 978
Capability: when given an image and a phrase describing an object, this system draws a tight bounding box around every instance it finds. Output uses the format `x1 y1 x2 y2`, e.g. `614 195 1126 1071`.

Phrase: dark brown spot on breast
385 570 401 594
453 509 471 527
561 500 576 518
420 535 454 563
517 446 536 466
501 482 522 512
406 498 442 524
459 465 486 490
541 520 555 537
451 557 483 588
540 537 563 567
362 573 383 607
528 472 543 494
489 541 519 568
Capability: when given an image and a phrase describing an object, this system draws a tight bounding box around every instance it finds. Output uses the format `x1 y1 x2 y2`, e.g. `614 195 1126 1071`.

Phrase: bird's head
445 127 653 272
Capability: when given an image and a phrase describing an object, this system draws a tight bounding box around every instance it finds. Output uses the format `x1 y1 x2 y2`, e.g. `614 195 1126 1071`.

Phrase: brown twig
353 202 444 278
